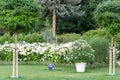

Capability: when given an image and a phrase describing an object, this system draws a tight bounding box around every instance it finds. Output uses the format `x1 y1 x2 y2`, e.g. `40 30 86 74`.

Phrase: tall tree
0 0 40 78
94 0 120 75
38 0 83 36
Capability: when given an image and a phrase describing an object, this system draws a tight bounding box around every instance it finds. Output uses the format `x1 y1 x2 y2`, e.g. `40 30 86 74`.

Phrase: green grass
0 64 120 80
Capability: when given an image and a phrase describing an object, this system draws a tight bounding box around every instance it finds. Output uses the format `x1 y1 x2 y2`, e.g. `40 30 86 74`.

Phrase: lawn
0 64 120 80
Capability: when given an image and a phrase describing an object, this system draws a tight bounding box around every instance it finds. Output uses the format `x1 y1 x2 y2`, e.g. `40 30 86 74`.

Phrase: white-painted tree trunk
11 33 18 78
109 36 116 75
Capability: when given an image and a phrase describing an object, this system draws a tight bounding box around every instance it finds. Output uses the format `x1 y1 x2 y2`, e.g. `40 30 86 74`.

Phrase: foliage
38 0 83 36
0 39 94 64
0 33 43 44
75 0 107 31
82 29 110 64
57 0 108 34
116 33 120 50
88 37 109 64
0 32 81 44
57 33 81 43
116 33 120 59
70 39 95 63
57 18 77 34
42 29 55 43
0 27 6 35
0 33 11 44
0 0 112 34
82 29 111 41
38 0 83 18
0 0 40 33
23 33 43 43
0 41 70 63
94 1 120 35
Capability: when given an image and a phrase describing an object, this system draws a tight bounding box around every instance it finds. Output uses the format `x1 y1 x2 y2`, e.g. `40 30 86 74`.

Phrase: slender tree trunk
109 37 113 75
52 5 56 37
11 33 18 78
109 36 116 75
113 38 116 75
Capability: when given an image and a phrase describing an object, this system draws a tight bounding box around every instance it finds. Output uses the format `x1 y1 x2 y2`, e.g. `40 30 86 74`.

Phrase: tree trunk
109 37 113 75
113 38 116 75
52 5 56 37
11 33 18 78
109 36 116 75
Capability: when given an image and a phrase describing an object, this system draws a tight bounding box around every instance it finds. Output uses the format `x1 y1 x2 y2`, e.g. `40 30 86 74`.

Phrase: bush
69 39 95 63
0 33 43 44
82 29 111 41
0 33 12 44
23 33 43 43
88 37 109 64
116 33 120 59
0 51 5 61
57 33 81 43
116 33 120 50
42 29 55 43
0 40 95 64
0 50 12 61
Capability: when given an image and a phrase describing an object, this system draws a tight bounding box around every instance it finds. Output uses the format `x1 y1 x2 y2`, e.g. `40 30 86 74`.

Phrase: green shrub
70 39 95 63
0 33 12 44
116 33 120 50
0 51 12 61
5 52 13 61
88 37 109 64
42 29 55 43
0 51 6 61
0 33 43 44
116 33 120 59
24 33 43 43
57 33 81 43
82 29 111 41
81 29 116 66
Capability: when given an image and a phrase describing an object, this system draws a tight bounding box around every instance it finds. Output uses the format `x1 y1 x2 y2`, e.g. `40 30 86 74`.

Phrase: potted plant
71 39 95 72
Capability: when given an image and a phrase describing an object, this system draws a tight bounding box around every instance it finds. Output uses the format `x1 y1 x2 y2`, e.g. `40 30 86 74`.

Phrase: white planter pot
75 62 86 72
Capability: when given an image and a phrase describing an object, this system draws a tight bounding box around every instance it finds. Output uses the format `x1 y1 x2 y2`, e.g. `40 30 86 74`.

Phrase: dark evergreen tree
57 0 108 34
38 0 83 36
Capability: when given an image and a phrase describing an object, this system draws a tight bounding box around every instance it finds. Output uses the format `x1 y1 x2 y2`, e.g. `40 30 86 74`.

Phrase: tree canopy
0 0 40 33
38 0 83 36
94 1 120 35
38 0 83 18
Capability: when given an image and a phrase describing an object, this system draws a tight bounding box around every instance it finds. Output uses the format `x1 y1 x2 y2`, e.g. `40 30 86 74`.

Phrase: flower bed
0 39 95 64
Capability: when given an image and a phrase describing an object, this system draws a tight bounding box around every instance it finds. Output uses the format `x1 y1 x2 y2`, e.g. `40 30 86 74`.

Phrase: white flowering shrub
69 39 95 63
0 39 95 64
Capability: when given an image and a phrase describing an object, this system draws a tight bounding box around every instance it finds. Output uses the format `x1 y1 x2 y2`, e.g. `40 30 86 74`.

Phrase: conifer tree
38 0 83 36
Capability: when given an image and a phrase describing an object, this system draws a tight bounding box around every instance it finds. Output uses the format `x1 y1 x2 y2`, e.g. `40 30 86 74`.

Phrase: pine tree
38 0 84 36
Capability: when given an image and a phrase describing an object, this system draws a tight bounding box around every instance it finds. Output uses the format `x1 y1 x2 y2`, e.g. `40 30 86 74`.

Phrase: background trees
55 0 108 34
0 0 112 35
